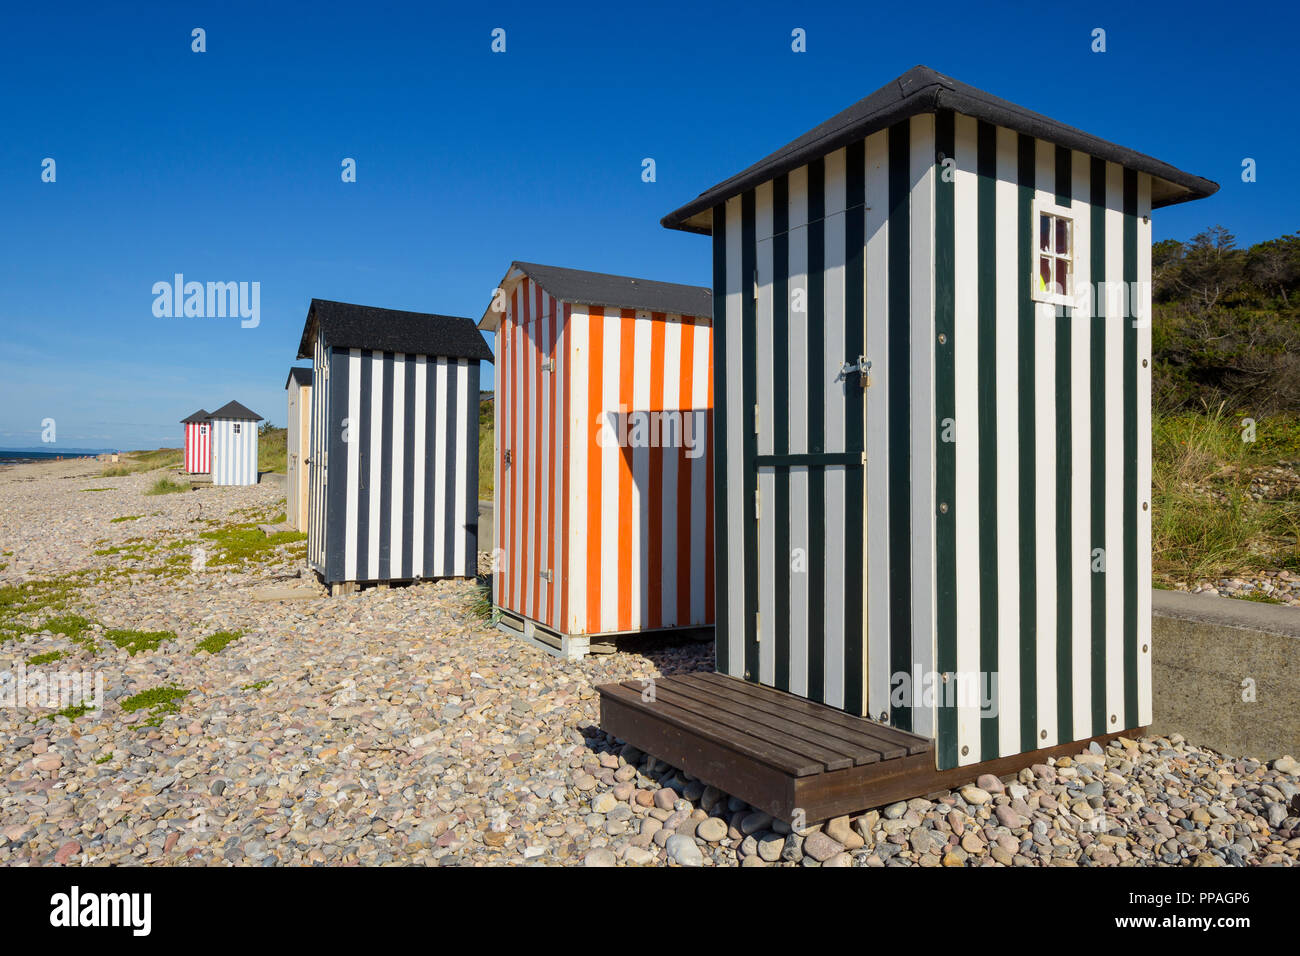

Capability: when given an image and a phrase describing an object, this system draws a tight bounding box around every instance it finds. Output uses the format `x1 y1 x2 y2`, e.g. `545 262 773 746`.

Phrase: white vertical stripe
1034 138 1059 749
346 350 361 582
661 319 682 624
538 298 552 617
412 355 427 579
994 125 1022 756
599 308 622 634
631 311 652 631
433 358 449 577
909 115 937 734
1069 150 1094 742
390 354 406 577
511 314 523 607
1136 173 1153 726
552 303 567 632
864 128 890 720
523 305 535 612
953 113 982 761
1104 161 1125 729
368 354 383 575
786 165 809 697
568 311 589 634
455 359 470 577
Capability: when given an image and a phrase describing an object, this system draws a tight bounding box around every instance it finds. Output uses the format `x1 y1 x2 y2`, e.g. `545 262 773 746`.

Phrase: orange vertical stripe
506 288 518 613
647 315 666 630
532 281 544 623
617 308 636 632
585 308 604 634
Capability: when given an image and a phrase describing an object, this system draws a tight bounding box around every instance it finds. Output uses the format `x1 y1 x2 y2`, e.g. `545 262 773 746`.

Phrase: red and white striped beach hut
480 262 715 659
181 409 211 474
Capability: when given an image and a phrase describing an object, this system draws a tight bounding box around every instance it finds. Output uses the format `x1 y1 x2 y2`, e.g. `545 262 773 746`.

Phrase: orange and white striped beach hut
480 262 715 659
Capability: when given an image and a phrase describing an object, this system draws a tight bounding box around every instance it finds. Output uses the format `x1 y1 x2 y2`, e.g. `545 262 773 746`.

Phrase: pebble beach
1 459 1297 867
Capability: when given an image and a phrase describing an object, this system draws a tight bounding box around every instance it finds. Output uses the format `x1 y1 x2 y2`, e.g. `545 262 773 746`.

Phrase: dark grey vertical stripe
466 361 481 570
443 359 460 577
424 358 439 576
379 352 395 581
325 347 349 584
356 350 372 582
712 205 730 675
806 159 825 704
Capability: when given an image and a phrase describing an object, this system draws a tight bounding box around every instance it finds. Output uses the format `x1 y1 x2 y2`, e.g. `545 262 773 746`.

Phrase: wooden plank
626 680 856 771
600 692 797 822
685 672 929 756
600 682 820 777
674 673 900 759
658 676 886 765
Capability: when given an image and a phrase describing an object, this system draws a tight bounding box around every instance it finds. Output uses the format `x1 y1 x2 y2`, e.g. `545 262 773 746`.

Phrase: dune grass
145 477 190 496
1151 404 1300 587
259 425 287 474
102 448 182 476
478 397 493 500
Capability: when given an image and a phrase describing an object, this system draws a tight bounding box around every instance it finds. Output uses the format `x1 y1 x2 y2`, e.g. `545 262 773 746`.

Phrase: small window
1033 202 1074 306
233 423 242 435
199 425 207 436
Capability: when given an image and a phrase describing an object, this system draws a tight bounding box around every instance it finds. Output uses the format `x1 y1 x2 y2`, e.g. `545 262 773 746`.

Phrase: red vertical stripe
532 281 545 623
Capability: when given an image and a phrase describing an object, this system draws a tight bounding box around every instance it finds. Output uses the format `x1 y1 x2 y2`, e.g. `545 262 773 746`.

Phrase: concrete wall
1151 589 1300 761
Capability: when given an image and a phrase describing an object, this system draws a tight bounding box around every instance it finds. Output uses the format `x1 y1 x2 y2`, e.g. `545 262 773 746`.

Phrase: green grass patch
258 425 287 475
1239 590 1284 605
0 580 82 641
194 629 243 655
26 650 64 666
145 477 190 496
94 753 113 764
198 522 306 567
110 515 143 523
241 679 271 691
102 448 182 477
44 701 98 722
468 583 492 621
81 487 112 492
1152 405 1300 586
103 628 174 656
121 685 189 726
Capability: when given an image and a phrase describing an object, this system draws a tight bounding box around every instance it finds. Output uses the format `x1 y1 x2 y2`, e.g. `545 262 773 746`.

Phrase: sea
0 449 112 464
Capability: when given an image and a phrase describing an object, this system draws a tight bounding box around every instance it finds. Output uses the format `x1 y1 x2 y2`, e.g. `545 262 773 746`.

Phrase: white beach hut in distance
209 400 263 486
181 409 211 474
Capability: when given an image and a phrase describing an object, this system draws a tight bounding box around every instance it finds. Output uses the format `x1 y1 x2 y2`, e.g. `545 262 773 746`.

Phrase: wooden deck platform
598 672 933 824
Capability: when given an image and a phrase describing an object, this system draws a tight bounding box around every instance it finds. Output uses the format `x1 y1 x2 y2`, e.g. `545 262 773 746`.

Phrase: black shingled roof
180 409 209 424
285 367 313 390
297 299 493 362
209 400 263 422
663 65 1219 234
479 262 712 330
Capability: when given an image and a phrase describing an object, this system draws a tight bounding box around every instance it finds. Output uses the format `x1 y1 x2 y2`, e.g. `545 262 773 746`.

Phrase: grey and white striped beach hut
297 298 492 589
662 65 1217 772
209 400 263 487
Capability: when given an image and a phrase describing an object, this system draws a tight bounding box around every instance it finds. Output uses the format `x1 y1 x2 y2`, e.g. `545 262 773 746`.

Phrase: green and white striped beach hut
662 65 1218 772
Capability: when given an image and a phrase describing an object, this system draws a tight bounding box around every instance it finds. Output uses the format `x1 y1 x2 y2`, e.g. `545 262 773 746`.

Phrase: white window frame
233 422 242 435
1032 199 1075 308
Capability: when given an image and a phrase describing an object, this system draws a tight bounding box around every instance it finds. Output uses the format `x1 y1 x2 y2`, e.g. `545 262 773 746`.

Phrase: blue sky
1 0 1293 450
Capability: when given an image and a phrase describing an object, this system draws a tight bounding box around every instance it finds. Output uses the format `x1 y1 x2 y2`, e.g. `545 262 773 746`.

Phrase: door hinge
861 450 867 465
540 569 552 583
754 488 761 520
754 404 760 435
755 611 761 643
503 449 512 466
541 359 554 373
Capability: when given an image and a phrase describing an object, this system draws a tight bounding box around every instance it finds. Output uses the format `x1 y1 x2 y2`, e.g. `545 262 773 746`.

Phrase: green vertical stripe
772 174 791 692
741 190 759 683
1054 144 1074 741
1016 133 1037 755
976 120 999 759
844 140 866 716
1090 157 1107 737
1122 168 1139 728
712 204 729 675
806 160 826 703
934 111 956 765
887 122 914 734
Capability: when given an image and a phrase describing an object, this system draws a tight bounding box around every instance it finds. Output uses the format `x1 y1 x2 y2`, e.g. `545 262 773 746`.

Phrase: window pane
1040 215 1052 252
1039 256 1052 292
1056 217 1070 256
1058 258 1071 296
